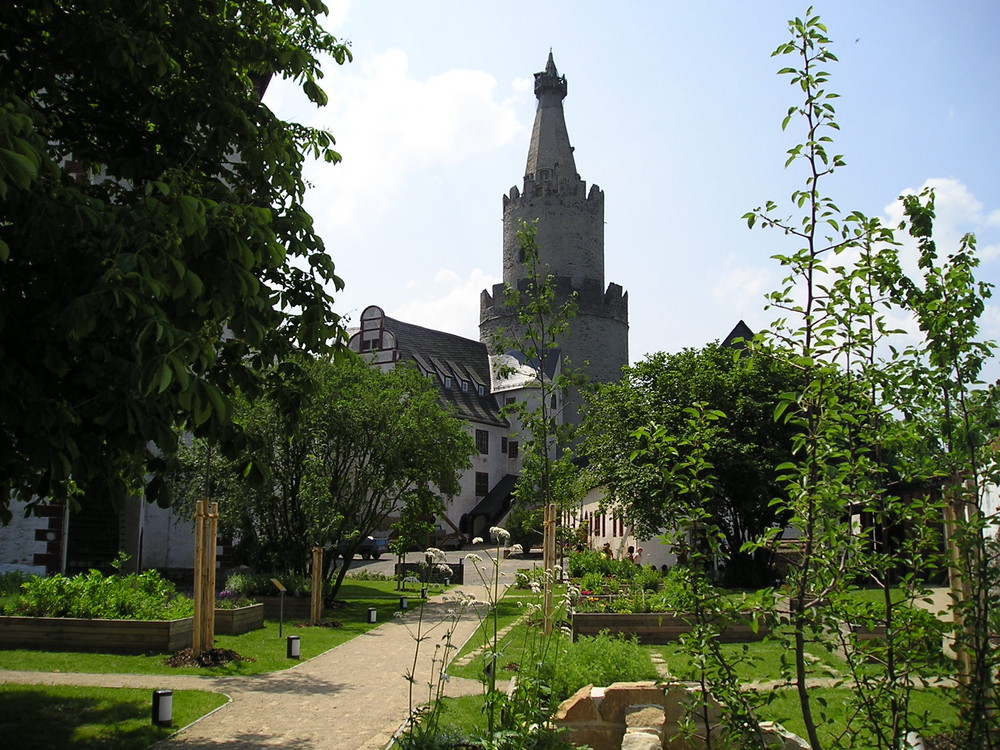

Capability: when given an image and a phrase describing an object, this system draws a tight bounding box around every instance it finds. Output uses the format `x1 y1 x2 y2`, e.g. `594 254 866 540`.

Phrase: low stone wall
571 613 769 644
551 680 808 750
0 615 193 654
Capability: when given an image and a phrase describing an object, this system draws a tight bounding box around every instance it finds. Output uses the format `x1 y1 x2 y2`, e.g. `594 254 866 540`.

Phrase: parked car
337 535 389 560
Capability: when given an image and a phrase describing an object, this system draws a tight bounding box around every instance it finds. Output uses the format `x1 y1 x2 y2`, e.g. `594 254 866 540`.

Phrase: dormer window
443 376 453 389
461 381 469 393
476 384 485 396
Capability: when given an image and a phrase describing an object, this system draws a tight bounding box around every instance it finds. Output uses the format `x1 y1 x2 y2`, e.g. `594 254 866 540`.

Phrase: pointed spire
524 52 577 184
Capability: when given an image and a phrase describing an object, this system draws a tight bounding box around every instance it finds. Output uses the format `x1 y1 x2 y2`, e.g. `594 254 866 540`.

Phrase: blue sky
265 1 1000 374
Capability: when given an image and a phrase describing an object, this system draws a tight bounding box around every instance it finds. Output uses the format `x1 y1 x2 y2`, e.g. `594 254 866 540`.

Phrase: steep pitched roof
525 52 578 182
352 306 506 427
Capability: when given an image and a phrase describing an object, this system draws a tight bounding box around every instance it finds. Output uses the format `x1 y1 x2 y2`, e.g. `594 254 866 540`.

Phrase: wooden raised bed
214 603 264 635
571 612 768 644
0 615 193 654
256 596 313 620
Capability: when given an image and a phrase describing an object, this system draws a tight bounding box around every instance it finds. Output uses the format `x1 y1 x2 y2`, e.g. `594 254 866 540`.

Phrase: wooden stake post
542 503 556 636
192 500 218 656
310 547 324 625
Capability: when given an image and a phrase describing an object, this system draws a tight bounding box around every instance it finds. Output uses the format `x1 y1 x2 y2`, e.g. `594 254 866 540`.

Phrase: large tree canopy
581 343 800 585
0 1 351 520
174 356 474 598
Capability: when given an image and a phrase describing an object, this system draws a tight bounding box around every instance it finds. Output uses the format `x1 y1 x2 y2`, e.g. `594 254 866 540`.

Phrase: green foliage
582 344 801 587
0 570 32 596
223 572 314 599
493 221 585 518
4 568 192 620
578 572 606 595
550 632 658 702
173 356 474 593
514 567 546 590
738 7 999 747
0 1 355 521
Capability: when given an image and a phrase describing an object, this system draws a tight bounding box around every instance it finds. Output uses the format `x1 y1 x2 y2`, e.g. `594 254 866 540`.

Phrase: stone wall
551 680 808 750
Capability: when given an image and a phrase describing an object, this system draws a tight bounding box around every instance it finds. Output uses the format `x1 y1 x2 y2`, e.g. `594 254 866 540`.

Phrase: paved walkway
0 584 503 750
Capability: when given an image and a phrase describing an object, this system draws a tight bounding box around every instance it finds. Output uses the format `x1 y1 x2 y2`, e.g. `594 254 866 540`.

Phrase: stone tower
480 53 629 422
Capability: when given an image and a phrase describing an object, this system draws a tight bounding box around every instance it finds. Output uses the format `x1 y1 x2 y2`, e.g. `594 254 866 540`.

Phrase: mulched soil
164 648 254 668
294 620 342 628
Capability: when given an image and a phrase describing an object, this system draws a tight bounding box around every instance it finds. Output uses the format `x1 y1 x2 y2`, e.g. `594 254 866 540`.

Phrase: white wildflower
393 611 404 619
511 543 524 555
465 553 483 564
489 526 511 540
424 547 446 562
403 575 420 584
472 536 484 545
436 563 453 576
529 581 541 594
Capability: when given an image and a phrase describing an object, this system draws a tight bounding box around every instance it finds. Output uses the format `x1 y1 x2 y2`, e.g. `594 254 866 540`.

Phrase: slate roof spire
524 51 577 183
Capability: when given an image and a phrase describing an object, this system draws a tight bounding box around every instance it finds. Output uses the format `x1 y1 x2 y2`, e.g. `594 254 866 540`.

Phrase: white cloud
390 267 500 341
884 177 997 273
277 49 523 236
711 259 773 310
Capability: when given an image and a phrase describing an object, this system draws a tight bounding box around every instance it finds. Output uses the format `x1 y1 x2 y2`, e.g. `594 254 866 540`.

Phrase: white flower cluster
489 526 510 540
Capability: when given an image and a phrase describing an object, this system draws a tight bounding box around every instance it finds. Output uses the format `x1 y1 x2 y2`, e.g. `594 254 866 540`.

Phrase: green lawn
0 684 227 750
657 635 848 684
447 588 559 681
0 580 415 676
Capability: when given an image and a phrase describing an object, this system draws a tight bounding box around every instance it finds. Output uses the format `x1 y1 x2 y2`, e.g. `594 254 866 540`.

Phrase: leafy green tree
493 221 584 544
743 9 997 747
174 356 474 600
0 0 352 521
582 344 800 586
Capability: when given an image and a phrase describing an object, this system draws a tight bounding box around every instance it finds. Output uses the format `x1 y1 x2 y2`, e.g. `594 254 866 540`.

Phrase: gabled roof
721 320 755 350
352 306 507 427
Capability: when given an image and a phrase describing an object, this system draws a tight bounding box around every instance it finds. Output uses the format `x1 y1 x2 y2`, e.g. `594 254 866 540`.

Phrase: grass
0 684 227 750
657 634 849 684
447 588 558 681
0 580 412 676
760 686 959 745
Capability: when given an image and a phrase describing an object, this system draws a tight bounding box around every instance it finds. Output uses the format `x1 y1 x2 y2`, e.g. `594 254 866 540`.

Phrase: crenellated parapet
480 278 628 333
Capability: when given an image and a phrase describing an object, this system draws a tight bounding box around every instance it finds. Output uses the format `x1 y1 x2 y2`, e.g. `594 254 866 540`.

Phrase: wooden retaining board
571 612 768 645
214 604 264 635
0 615 193 654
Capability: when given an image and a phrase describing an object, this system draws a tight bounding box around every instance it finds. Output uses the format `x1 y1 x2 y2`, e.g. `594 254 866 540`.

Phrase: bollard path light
152 689 173 727
286 635 301 659
367 607 377 623
399 596 408 610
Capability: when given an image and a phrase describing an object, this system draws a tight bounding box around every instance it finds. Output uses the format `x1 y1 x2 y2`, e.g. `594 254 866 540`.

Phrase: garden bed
214 603 264 635
255 595 314 619
571 612 768 645
0 614 193 654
